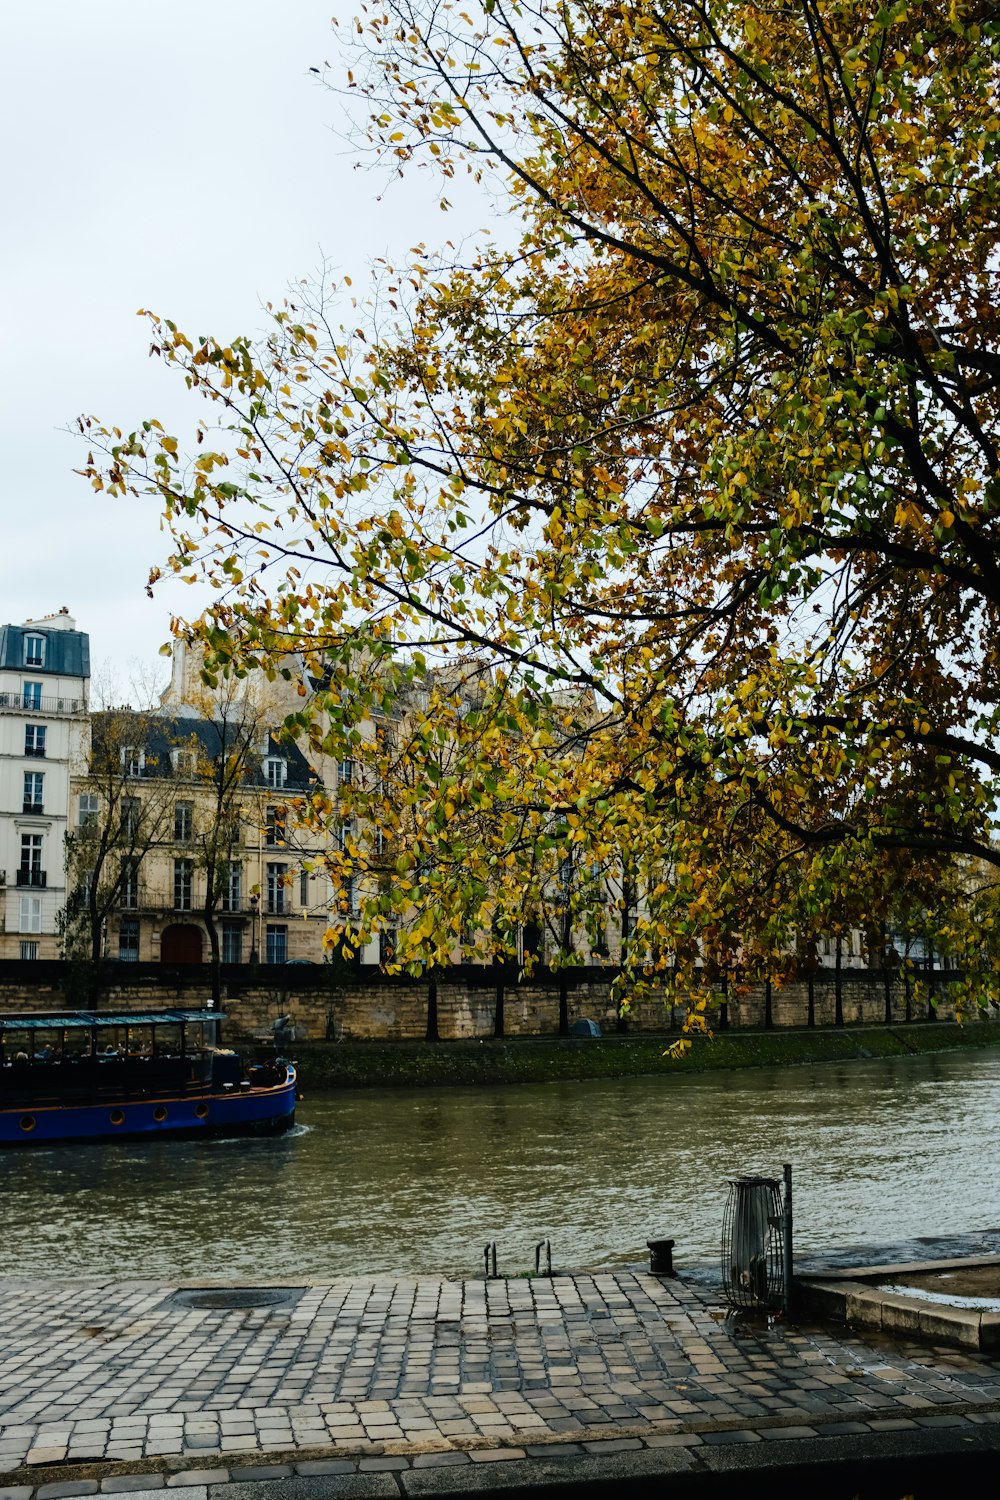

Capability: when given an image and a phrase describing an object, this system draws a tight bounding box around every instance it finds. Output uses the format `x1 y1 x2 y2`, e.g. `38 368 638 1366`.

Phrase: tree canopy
81 0 1000 1017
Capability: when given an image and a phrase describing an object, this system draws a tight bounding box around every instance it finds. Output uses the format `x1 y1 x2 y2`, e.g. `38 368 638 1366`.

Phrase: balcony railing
22 802 44 815
0 692 87 716
24 746 46 758
15 869 46 887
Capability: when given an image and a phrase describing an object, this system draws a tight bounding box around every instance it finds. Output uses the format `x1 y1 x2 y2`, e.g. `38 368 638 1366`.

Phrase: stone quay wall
0 959 961 1040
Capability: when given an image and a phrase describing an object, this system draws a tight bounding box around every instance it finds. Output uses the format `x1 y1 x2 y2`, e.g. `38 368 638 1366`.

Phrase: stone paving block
165 1474 229 1488
228 1468 293 1483
645 1432 703 1448
95 1493 203 1500
523 1443 585 1458
411 1453 471 1469
38 1486 100 1499
101 1478 165 1493
294 1461 357 1476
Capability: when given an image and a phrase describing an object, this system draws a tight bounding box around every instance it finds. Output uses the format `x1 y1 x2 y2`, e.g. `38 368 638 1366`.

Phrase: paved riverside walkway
2 1270 1000 1497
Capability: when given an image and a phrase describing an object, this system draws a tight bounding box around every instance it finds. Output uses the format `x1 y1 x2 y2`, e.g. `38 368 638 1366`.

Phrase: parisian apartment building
0 610 90 959
0 613 912 971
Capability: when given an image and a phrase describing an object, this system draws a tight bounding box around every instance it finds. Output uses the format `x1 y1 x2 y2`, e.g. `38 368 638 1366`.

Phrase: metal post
782 1163 793 1318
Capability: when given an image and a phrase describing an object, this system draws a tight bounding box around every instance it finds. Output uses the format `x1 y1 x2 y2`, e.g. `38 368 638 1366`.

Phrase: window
338 756 354 787
339 875 358 915
121 858 140 910
299 869 310 907
19 834 43 886
266 925 287 964
265 805 286 847
174 800 193 842
19 896 42 934
222 922 243 964
379 928 397 965
118 918 140 962
173 858 193 911
22 681 42 710
121 745 145 777
23 634 45 667
338 820 353 854
19 940 39 961
23 772 44 814
24 724 46 758
266 862 287 914
265 756 287 788
221 862 242 912
171 747 197 774
78 792 98 830
375 825 386 856
121 797 140 839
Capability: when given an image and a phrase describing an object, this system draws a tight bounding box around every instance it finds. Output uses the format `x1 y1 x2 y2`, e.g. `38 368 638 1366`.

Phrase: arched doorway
160 924 203 964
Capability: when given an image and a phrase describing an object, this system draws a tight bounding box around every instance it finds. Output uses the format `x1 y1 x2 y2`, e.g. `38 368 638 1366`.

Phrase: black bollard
647 1238 676 1276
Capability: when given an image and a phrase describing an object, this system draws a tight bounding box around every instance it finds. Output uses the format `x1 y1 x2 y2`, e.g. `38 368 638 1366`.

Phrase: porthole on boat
153 1106 168 1123
19 1115 35 1132
195 1103 209 1119
109 1110 125 1126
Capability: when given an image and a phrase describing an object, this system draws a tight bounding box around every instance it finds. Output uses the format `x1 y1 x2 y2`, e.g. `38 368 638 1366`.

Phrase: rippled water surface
3 1049 999 1280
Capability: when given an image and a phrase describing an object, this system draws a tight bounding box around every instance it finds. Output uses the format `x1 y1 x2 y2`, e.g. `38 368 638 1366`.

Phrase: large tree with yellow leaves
83 0 1000 1016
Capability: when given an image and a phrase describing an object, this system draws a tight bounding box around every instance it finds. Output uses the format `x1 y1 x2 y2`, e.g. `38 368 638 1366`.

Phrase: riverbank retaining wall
0 959 964 1038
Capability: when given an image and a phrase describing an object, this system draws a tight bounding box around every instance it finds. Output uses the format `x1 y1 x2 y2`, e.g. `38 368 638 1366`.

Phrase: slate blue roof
91 712 318 790
0 623 91 678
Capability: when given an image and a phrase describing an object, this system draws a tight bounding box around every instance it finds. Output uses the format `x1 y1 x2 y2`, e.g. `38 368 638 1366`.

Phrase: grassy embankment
289 1020 1000 1091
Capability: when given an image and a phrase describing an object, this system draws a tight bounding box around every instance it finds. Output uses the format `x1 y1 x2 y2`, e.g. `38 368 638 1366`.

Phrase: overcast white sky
0 1 486 692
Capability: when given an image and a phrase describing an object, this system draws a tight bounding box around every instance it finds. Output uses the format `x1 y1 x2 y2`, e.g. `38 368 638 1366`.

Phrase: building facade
0 610 90 959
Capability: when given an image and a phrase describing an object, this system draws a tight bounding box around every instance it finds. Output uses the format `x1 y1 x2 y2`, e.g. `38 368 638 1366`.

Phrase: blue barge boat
0 1009 296 1145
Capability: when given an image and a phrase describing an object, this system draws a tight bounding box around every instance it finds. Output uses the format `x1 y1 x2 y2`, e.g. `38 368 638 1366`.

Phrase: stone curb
5 1406 1000 1500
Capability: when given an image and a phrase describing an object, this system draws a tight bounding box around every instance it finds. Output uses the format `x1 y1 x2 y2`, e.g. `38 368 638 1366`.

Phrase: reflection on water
2 1049 999 1281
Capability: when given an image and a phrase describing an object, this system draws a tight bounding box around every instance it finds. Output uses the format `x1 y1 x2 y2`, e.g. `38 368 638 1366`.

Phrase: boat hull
0 1066 297 1146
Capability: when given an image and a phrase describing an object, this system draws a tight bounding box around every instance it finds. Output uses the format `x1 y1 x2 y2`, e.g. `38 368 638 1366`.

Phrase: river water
3 1050 999 1282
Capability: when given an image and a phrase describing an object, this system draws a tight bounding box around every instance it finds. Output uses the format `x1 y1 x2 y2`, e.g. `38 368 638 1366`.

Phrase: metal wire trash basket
721 1174 786 1310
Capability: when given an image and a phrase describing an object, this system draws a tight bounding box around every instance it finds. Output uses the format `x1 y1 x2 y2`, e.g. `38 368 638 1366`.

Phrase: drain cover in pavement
170 1286 305 1311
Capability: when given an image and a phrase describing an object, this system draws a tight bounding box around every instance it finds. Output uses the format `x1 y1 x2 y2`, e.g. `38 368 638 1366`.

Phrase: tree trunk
204 899 222 1010
807 973 815 1028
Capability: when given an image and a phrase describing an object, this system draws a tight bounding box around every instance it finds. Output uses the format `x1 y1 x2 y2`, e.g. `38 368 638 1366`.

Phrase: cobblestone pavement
1 1270 1000 1492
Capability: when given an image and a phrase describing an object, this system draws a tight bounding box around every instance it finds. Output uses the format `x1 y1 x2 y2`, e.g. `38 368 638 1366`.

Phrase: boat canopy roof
0 1010 224 1032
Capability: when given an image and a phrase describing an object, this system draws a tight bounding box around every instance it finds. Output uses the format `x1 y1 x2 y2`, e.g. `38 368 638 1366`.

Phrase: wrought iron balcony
22 802 44 815
15 869 46 887
0 692 87 716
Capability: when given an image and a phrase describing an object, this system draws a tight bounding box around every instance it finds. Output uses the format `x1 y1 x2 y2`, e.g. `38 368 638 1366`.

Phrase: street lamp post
249 892 260 966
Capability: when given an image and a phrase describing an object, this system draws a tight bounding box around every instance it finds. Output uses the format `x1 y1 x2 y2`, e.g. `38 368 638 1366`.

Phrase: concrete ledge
797 1255 1000 1351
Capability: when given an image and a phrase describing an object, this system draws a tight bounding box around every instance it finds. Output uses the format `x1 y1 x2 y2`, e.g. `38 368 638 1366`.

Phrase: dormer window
265 756 287 788
121 746 145 778
24 634 45 668
172 748 197 775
